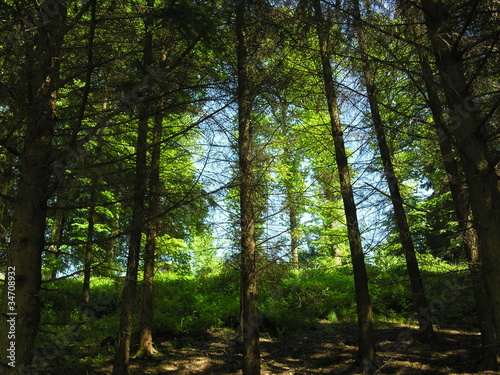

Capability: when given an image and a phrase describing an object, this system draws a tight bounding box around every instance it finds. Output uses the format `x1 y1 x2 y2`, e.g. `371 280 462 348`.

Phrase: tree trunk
289 199 299 269
0 153 14 231
138 111 162 358
420 0 500 368
113 0 153 371
112 94 149 375
106 207 120 275
236 1 261 373
312 0 376 372
81 187 97 317
0 4 66 372
47 200 66 280
352 0 434 340
283 147 300 269
416 37 496 366
79 0 98 315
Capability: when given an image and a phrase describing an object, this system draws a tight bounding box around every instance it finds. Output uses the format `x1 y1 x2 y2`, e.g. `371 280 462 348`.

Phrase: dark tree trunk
112 96 149 375
137 0 158 357
0 153 14 231
0 4 66 372
416 36 496 366
236 0 261 373
352 0 434 340
106 207 120 274
113 0 153 371
81 187 97 317
420 0 500 368
312 0 376 372
138 111 162 358
79 0 98 316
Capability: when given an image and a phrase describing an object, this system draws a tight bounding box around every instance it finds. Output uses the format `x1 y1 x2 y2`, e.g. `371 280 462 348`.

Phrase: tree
138 45 163 358
235 0 261 373
112 2 152 371
311 0 377 371
0 1 67 371
351 0 433 340
418 0 500 368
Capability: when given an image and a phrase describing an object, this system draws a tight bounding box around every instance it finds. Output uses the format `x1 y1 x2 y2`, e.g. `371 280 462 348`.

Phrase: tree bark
81 187 97 317
113 0 153 371
236 0 261 373
47 200 66 280
352 0 434 340
312 0 376 372
420 0 500 368
138 111 162 358
0 153 14 232
112 90 149 375
0 3 66 372
112 111 148 375
289 199 300 269
79 0 98 314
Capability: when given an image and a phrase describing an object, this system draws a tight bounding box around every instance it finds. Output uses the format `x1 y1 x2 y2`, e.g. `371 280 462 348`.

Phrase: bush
153 270 240 335
259 266 357 333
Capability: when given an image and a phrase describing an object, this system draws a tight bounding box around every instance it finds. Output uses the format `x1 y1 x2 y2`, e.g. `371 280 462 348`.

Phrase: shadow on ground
117 322 490 375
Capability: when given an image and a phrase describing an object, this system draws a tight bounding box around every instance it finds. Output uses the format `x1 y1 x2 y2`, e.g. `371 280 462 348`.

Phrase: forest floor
77 321 498 375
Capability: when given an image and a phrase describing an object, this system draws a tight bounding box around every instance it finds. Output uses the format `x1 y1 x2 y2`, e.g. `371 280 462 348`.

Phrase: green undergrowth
35 258 475 353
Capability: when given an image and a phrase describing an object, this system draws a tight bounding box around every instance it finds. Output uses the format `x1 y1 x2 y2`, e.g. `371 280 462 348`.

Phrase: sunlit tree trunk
312 0 376 372
47 199 66 280
289 198 300 269
352 0 434 340
236 0 261 373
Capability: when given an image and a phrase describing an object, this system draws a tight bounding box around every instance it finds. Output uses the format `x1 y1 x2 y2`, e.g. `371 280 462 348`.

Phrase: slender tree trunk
138 111 162 358
47 201 65 280
289 199 299 269
352 0 434 340
106 206 120 274
0 153 14 231
0 5 66 372
282 147 300 269
113 0 153 371
420 0 500 368
416 40 496 366
137 0 158 357
79 0 98 314
112 94 149 375
81 187 97 317
236 1 260 373
312 0 376 372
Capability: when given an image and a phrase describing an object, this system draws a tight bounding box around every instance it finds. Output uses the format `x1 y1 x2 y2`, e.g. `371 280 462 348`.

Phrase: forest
0 0 499 374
